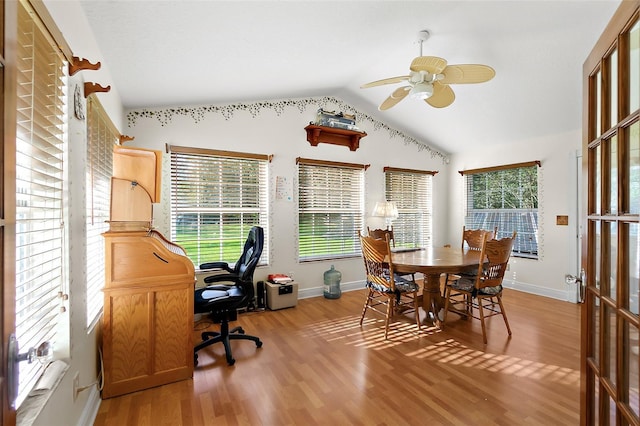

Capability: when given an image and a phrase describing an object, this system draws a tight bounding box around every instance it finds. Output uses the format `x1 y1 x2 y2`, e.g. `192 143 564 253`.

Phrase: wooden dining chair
367 226 416 282
442 231 516 344
358 233 422 339
462 225 497 251
443 226 499 293
367 226 396 247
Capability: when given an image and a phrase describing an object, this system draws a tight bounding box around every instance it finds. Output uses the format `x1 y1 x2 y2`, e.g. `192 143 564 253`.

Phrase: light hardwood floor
94 288 581 425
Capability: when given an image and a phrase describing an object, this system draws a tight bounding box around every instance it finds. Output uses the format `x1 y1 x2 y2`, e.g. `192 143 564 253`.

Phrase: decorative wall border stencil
126 96 448 162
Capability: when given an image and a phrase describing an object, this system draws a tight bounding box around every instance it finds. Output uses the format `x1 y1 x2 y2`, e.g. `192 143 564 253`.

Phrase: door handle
7 334 53 408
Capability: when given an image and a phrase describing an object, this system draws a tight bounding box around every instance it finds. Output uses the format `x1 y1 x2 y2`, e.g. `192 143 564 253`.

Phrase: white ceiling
76 0 621 155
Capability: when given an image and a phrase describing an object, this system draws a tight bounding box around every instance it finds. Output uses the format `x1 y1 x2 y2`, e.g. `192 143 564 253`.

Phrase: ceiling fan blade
426 82 455 108
361 76 410 88
410 56 447 74
379 86 410 110
440 64 496 84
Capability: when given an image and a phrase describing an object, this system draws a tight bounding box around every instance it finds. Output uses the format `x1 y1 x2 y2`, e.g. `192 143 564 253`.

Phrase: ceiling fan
361 30 495 110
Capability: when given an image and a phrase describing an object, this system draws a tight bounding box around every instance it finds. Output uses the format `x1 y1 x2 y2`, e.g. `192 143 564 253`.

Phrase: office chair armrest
199 261 233 273
204 273 240 284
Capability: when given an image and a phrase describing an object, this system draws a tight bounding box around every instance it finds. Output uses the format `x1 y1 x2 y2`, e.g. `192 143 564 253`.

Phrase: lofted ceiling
74 0 621 155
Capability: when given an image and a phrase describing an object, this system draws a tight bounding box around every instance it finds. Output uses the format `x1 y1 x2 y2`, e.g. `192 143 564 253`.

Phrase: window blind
463 164 539 258
15 0 66 406
384 168 433 248
297 160 365 261
85 96 117 328
170 148 269 266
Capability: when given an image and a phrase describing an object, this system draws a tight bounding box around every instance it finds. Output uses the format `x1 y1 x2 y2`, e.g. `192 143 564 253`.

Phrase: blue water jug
323 265 342 299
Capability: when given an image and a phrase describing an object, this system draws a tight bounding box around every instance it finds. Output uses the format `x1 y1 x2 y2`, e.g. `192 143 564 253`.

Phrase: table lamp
372 201 398 230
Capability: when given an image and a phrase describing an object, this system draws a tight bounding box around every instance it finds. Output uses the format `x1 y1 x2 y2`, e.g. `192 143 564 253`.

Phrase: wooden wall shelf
304 124 366 151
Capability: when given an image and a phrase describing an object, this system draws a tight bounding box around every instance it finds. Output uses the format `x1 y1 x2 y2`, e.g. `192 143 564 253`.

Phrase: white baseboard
76 386 101 426
298 279 578 304
298 280 365 299
502 279 577 303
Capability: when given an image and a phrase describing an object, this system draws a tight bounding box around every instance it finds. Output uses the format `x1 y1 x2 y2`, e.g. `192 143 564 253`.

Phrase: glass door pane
602 302 617 388
608 394 617 424
596 220 602 291
629 21 639 113
594 375 601 425
630 121 639 215
609 135 618 215
595 144 602 215
609 49 618 128
625 323 639 419
596 70 602 137
608 221 618 301
591 291 601 364
628 223 639 315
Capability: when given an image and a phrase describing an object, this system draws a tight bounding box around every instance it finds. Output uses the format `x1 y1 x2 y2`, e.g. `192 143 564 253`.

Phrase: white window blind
85 97 116 327
384 168 433 248
297 159 365 262
15 0 67 406
463 162 540 258
170 146 269 266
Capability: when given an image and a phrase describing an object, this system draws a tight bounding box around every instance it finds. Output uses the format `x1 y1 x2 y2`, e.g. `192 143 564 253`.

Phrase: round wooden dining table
392 246 483 325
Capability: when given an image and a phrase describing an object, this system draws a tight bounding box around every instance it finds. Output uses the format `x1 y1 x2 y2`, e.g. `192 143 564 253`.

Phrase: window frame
296 157 366 262
14 0 68 407
383 167 435 249
461 161 541 259
168 145 270 267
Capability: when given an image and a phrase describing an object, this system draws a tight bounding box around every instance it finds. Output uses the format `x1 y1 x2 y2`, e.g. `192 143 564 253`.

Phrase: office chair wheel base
194 353 199 366
256 341 263 348
227 357 236 366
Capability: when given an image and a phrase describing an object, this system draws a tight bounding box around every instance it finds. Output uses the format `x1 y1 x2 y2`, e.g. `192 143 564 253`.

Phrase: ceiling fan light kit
409 82 433 99
361 30 495 110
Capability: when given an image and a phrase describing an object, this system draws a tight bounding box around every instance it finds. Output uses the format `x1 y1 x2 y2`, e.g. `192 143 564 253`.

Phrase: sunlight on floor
299 314 580 386
298 313 439 349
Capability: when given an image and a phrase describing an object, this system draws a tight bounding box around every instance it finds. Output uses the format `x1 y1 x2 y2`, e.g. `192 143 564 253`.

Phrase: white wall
124 98 450 296
448 129 581 301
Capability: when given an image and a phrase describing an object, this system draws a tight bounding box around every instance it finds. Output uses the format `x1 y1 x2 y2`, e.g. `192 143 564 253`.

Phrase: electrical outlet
72 372 79 401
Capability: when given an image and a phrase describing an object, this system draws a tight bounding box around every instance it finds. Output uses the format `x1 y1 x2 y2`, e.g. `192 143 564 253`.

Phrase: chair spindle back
359 233 397 292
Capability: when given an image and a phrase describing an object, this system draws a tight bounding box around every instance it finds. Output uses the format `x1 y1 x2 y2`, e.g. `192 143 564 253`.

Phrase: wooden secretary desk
101 146 195 399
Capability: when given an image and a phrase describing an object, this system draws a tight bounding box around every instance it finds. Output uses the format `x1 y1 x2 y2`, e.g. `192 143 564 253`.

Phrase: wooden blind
85 96 117 328
297 160 365 261
15 0 66 406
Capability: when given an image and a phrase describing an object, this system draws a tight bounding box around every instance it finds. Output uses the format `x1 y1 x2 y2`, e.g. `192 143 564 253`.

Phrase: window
85 97 117 327
384 167 434 248
297 158 365 261
15 0 67 406
169 146 270 266
462 161 540 258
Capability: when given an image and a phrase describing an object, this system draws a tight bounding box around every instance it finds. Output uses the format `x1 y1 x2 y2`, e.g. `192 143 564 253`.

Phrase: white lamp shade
372 201 398 219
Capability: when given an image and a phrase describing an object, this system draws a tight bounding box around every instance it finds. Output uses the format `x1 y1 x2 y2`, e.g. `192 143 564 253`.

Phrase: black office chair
194 226 264 366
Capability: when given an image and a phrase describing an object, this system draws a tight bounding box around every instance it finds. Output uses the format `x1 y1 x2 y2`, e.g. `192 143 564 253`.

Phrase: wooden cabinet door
102 284 193 399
